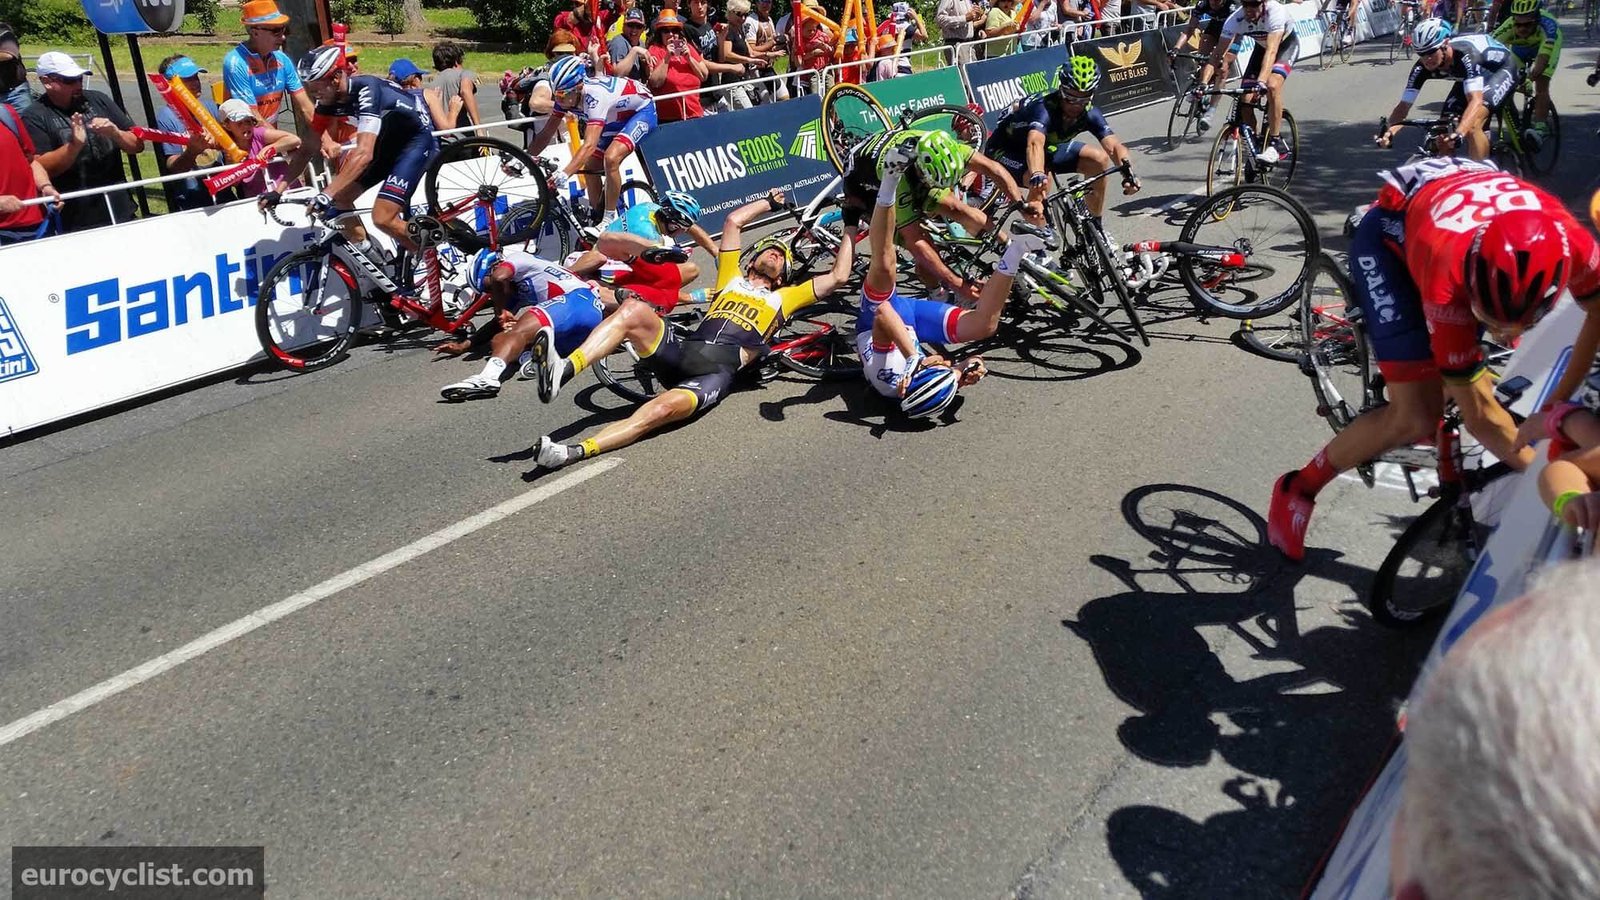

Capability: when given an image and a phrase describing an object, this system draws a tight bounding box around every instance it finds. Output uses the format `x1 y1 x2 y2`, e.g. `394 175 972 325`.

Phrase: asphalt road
5 30 1599 898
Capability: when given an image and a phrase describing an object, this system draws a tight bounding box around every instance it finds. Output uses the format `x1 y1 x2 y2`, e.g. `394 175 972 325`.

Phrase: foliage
1 0 94 46
188 0 221 34
374 0 408 34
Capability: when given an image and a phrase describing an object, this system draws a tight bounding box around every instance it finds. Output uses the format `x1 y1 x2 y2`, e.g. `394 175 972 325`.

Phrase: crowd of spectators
0 0 1184 246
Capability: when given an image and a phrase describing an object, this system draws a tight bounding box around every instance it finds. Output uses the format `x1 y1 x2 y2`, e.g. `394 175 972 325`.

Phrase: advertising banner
965 32 1173 131
640 95 839 234
963 46 1068 130
863 67 969 124
82 0 187 34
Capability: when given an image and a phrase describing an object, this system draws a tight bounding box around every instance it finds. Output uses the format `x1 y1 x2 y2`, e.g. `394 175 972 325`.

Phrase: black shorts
1242 32 1300 78
1442 69 1520 117
356 112 439 206
647 325 744 413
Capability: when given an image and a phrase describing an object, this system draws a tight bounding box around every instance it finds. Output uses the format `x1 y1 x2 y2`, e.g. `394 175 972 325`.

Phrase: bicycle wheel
1300 252 1373 434
1522 99 1560 175
255 247 363 371
522 201 573 260
1369 494 1478 627
1320 15 1342 67
1180 184 1318 318
1166 83 1205 150
1488 109 1526 177
1262 109 1299 189
1335 18 1354 62
821 83 891 173
903 104 987 152
617 178 657 211
424 137 549 247
772 299 861 380
1206 123 1244 197
1237 295 1306 362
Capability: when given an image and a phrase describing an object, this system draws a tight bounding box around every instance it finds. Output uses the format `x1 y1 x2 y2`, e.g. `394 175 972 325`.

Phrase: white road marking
0 458 624 750
1140 186 1206 218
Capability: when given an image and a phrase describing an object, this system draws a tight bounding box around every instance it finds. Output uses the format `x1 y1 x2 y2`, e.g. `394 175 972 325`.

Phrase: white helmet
1412 17 1453 53
297 45 346 82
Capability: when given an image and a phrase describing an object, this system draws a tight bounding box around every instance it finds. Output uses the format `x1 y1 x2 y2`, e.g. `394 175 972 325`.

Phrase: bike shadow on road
1060 483 1439 898
959 308 1145 383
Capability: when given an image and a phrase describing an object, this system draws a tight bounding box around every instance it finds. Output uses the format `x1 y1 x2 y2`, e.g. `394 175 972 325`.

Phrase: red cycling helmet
1465 209 1571 330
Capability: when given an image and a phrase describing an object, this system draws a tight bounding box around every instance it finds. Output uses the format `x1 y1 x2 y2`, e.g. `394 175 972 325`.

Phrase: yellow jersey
694 250 817 350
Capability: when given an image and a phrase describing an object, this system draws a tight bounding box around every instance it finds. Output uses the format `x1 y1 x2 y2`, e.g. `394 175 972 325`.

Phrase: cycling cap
659 190 702 228
1412 18 1453 53
901 365 960 419
1465 209 1571 330
913 129 965 191
549 56 587 92
469 249 504 292
1058 55 1101 96
297 45 346 82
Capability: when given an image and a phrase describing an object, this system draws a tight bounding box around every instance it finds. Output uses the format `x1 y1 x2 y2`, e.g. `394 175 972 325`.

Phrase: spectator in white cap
22 51 144 232
215 98 298 200
154 54 223 211
877 1 925 74
1391 558 1600 900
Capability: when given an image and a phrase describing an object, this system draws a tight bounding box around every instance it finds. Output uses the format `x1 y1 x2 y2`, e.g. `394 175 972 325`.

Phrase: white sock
876 172 903 208
998 239 1028 277
479 357 508 381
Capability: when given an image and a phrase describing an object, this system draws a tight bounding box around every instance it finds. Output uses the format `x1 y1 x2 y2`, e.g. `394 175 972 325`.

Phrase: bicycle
1376 114 1462 160
1459 2 1492 30
819 81 988 171
1204 85 1299 195
1166 50 1220 149
1319 0 1357 65
1389 0 1426 62
1297 254 1522 626
1499 80 1561 175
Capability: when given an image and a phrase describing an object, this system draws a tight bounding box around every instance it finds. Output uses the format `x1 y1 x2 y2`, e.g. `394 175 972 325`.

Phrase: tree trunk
403 0 427 33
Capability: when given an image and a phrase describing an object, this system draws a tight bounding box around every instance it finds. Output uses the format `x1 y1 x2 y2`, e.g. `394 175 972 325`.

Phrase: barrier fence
1 1 1400 437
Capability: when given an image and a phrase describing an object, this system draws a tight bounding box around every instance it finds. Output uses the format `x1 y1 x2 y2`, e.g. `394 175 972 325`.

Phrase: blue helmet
659 190 702 229
469 249 504 292
1412 17 1453 53
900 365 960 419
549 56 587 92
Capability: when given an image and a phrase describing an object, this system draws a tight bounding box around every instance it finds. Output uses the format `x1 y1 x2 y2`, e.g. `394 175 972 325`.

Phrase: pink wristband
1546 401 1584 442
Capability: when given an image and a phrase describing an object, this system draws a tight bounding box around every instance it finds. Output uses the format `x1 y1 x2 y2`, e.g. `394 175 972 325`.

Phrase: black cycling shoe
639 246 690 265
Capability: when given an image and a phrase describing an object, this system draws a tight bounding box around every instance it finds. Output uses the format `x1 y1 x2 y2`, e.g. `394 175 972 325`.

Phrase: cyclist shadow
489 382 646 479
962 313 1143 383
757 376 962 435
1064 483 1438 897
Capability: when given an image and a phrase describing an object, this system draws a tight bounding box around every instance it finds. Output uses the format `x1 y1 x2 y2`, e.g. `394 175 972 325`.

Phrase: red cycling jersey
1400 170 1600 378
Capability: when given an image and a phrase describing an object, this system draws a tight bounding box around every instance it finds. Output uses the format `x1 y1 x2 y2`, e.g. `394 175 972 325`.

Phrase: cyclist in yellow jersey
528 190 856 469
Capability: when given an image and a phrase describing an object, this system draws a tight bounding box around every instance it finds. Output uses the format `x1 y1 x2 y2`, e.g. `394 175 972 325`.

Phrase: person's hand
308 191 337 219
1437 130 1462 153
768 188 788 208
1024 199 1045 224
0 195 22 215
69 113 87 145
957 356 986 386
1122 173 1142 196
1560 492 1600 531
895 352 927 396
193 129 220 152
256 186 283 213
433 338 473 355
497 309 518 330
39 184 60 203
1374 128 1393 148
1514 411 1547 451
321 132 343 161
87 116 118 137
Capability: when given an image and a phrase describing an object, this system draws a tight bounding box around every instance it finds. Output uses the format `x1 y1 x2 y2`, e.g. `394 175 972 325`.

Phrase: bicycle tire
1166 83 1204 150
1321 14 1342 67
1237 299 1307 362
903 103 988 152
1488 109 1527 177
821 82 890 173
1179 184 1318 319
1369 492 1481 627
617 178 658 210
255 247 363 371
424 137 550 248
1335 17 1354 62
522 200 573 260
1521 99 1560 175
1300 252 1374 434
772 299 860 380
1262 109 1299 189
1206 123 1244 197
592 346 665 403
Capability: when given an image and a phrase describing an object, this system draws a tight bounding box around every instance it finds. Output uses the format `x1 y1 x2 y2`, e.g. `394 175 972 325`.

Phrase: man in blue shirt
154 55 224 211
221 0 314 128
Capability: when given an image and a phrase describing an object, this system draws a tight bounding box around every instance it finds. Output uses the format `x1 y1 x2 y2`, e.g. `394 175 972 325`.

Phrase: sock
478 357 508 381
579 438 600 459
1293 449 1339 498
876 172 903 208
997 238 1030 276
569 348 589 377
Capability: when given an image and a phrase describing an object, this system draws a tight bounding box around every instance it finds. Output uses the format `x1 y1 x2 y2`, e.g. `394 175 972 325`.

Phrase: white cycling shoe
440 374 500 402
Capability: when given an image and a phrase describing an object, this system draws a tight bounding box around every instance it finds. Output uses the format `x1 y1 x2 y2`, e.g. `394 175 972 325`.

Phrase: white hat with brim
36 51 89 78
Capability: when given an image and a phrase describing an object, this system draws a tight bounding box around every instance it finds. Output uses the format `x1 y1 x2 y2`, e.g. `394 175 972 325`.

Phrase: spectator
1128 0 1176 31
1391 558 1600 900
604 0 640 39
608 9 652 81
152 55 223 212
1020 0 1061 49
430 42 481 138
545 27 582 58
0 23 29 110
981 0 1022 57
877 1 925 75
215 98 299 199
796 0 838 91
392 58 458 132
22 52 143 232
647 10 710 121
1059 0 1096 40
750 0 788 101
936 0 986 60
837 28 865 84
0 50 57 244
683 0 746 109
554 0 608 71
871 33 899 81
721 0 773 108
221 0 314 128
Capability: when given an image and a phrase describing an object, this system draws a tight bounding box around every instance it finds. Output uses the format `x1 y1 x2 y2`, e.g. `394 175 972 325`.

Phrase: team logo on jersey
0 297 39 383
1096 40 1151 83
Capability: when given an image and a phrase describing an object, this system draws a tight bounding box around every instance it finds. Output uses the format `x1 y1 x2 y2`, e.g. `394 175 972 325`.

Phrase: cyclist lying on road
563 189 715 312
839 128 1036 304
856 143 1054 415
526 191 855 469
1268 158 1600 561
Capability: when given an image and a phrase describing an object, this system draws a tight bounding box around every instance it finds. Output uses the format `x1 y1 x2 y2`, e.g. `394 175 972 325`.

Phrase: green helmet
1058 55 1101 96
1508 0 1540 14
913 129 965 190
